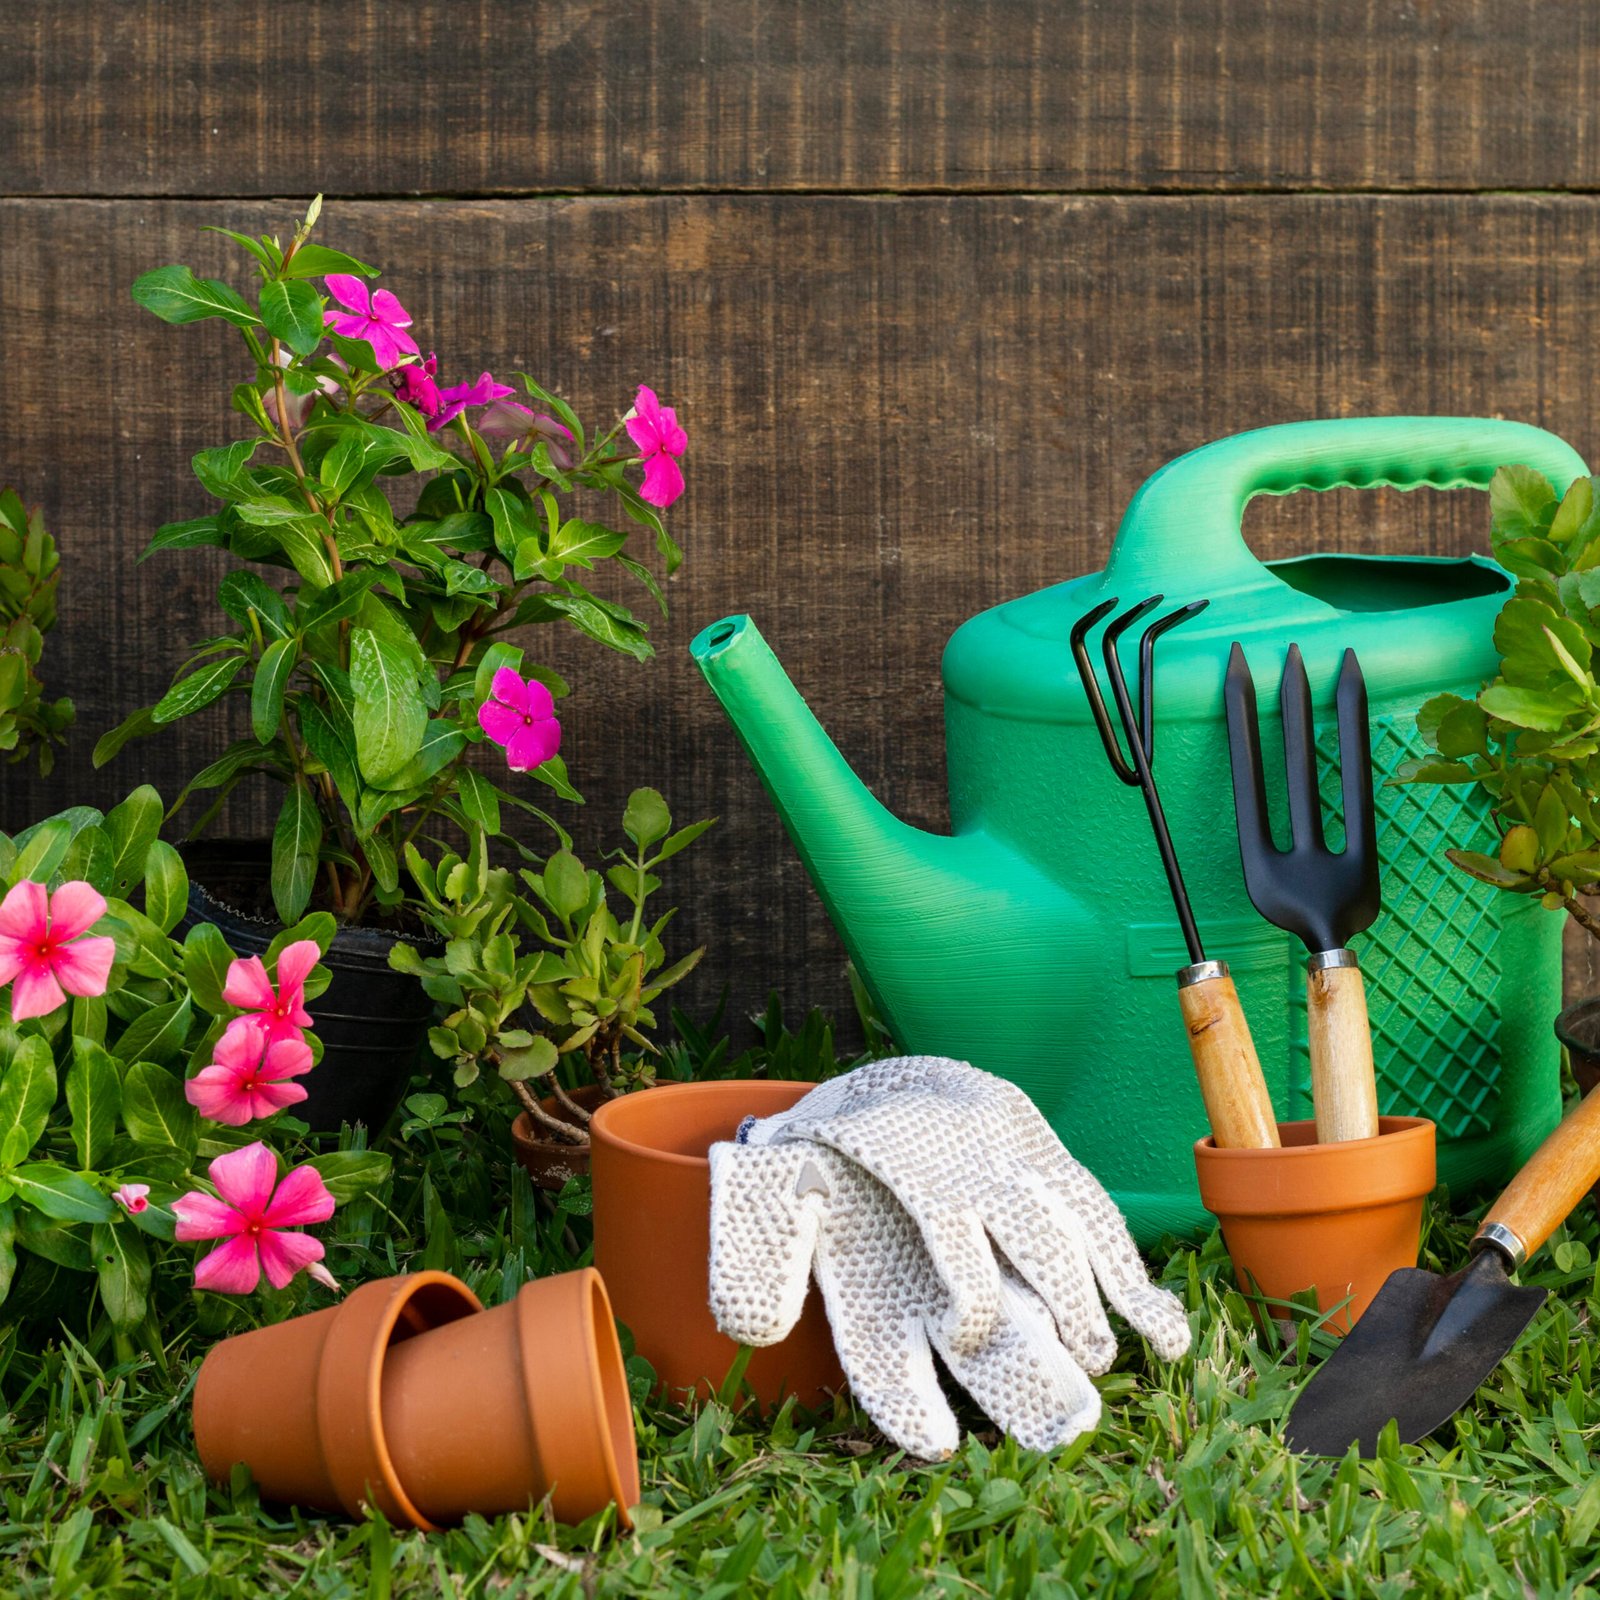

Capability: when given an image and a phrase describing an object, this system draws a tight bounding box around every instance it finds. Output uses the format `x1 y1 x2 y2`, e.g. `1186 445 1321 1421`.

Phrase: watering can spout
691 615 1079 1050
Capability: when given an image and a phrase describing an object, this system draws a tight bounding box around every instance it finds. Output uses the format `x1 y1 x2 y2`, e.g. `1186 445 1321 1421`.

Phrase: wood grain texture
1482 1073 1600 1261
5 2 1600 197
3 192 1599 1031
1306 962 1380 1143
1178 971 1280 1148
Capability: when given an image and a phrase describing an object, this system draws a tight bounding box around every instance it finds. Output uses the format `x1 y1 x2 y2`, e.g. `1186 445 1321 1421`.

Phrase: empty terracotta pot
590 1080 844 1407
511 1085 609 1192
1194 1116 1436 1334
193 1269 640 1529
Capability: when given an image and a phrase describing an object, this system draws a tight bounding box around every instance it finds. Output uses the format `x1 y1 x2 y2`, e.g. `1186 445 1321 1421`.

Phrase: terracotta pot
193 1269 639 1529
590 1080 844 1407
511 1085 609 1191
1193 1116 1436 1335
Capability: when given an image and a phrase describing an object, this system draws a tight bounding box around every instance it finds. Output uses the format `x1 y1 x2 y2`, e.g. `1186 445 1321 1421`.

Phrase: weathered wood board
3 194 1595 1026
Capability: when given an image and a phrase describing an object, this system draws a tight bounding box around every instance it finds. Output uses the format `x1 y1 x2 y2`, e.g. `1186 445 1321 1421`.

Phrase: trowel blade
1284 1251 1547 1457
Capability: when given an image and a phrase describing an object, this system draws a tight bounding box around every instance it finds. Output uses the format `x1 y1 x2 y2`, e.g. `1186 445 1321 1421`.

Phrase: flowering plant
0 788 387 1338
0 489 73 776
102 198 688 928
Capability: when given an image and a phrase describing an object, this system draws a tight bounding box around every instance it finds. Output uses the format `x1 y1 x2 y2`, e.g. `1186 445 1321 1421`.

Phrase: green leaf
280 242 381 280
543 851 590 920
1536 785 1571 860
62 823 116 896
66 1040 121 1170
93 706 159 768
10 817 73 885
122 1062 198 1154
91 1222 151 1329
218 570 293 640
251 636 298 745
652 816 716 864
472 642 524 705
0 1037 56 1169
550 518 629 569
1551 477 1596 544
372 719 464 793
142 839 189 934
300 699 362 818
103 788 164 896
541 590 653 661
266 911 338 964
305 1150 393 1204
486 486 534 563
499 1035 559 1081
183 922 237 1014
0 1202 14 1307
318 432 405 500
458 767 501 836
1479 682 1580 732
623 788 672 849
151 655 246 725
258 279 325 355
616 552 668 617
1490 464 1559 541
141 515 227 561
350 628 427 783
113 995 193 1067
271 782 323 924
10 1164 113 1225
131 265 258 329
192 438 262 499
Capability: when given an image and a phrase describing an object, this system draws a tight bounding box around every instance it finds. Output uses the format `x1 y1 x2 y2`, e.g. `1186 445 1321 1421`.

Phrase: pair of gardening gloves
707 1056 1191 1459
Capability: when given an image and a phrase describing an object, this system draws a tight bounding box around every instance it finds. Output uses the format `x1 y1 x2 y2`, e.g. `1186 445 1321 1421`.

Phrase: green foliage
0 488 73 775
1402 466 1600 940
0 790 385 1341
397 791 712 1140
112 197 686 927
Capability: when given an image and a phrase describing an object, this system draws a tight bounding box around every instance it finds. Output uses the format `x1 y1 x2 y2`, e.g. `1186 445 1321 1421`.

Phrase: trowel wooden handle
1177 963 1280 1149
1306 954 1380 1143
1479 1083 1600 1266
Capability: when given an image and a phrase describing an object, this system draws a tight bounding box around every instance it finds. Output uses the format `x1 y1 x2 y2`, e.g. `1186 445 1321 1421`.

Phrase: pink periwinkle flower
393 351 443 420
222 939 319 1045
322 274 420 372
0 880 117 1021
173 1142 335 1295
264 347 344 431
476 401 576 470
113 1183 150 1216
625 385 687 509
429 371 516 433
477 668 561 772
184 1018 314 1126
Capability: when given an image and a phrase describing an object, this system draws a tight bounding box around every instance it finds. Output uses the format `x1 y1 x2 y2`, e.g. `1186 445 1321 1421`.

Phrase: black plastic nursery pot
179 841 441 1135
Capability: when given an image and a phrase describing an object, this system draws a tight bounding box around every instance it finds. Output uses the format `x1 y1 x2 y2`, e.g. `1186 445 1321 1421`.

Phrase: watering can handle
1104 417 1590 596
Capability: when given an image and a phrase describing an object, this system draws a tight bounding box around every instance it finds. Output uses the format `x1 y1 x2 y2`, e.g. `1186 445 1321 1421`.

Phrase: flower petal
184 1065 255 1126
634 385 661 421
257 1228 325 1290
625 413 660 455
273 939 321 998
477 699 524 747
206 1141 280 1214
52 935 116 999
222 955 278 1012
0 936 28 988
490 668 530 714
324 274 371 316
639 453 686 509
47 881 108 941
214 1017 268 1069
172 1190 244 1241
369 288 413 329
9 964 66 1021
0 879 46 941
262 1163 336 1228
520 677 556 720
248 1080 310 1118
656 407 688 457
262 1036 315 1082
194 1235 263 1295
505 718 561 772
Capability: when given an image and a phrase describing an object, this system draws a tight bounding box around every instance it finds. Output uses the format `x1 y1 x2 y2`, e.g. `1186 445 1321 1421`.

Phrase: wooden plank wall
3 2 1599 1034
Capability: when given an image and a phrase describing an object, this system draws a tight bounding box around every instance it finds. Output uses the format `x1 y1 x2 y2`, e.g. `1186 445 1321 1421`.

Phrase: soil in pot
590 1079 845 1408
512 1084 609 1191
179 840 441 1134
1194 1116 1436 1335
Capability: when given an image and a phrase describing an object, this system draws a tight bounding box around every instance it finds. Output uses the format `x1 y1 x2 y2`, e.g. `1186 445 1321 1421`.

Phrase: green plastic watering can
692 418 1588 1244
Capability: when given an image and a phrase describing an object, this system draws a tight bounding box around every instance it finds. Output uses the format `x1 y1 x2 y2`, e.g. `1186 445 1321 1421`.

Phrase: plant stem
510 1076 587 1146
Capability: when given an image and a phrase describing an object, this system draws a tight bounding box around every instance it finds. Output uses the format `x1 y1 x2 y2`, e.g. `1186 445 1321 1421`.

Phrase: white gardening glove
707 1056 1190 1458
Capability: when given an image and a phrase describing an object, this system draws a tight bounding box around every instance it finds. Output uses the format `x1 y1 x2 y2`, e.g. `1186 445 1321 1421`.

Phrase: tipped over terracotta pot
193 1269 639 1529
591 1080 844 1407
1194 1116 1436 1334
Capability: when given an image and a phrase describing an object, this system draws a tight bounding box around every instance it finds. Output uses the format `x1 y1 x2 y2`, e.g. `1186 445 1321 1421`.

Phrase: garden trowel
1286 1083 1600 1456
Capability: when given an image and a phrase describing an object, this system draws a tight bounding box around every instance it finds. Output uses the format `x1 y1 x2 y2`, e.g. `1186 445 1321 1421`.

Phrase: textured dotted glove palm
708 1056 1190 1459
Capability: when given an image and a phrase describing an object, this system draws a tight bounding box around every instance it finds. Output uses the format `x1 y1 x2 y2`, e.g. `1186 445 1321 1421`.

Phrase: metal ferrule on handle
1175 962 1280 1150
1472 1221 1527 1271
1307 948 1359 974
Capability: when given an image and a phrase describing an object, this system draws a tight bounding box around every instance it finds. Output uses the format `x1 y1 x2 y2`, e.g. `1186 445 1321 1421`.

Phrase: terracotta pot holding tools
590 1079 844 1407
193 1269 639 1529
1194 1116 1436 1333
511 1085 609 1191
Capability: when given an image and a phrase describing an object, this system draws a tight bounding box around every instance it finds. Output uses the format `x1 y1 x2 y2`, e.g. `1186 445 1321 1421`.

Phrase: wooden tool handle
1306 956 1380 1143
1177 964 1280 1149
1480 1083 1600 1265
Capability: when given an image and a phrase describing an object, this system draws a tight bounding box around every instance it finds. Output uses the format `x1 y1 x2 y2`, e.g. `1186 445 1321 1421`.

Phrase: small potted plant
102 198 688 1130
1398 464 1600 1085
397 788 711 1190
0 489 73 775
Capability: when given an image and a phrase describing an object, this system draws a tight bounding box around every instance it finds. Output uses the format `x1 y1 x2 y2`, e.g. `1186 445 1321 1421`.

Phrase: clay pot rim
1194 1116 1436 1217
589 1079 808 1169
318 1270 484 1531
510 1085 610 1154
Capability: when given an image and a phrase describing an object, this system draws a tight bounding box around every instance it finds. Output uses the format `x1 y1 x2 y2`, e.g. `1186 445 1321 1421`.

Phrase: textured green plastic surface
692 418 1588 1245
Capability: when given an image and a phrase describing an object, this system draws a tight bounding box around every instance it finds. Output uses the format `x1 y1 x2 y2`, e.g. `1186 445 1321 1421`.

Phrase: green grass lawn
5 1013 1600 1598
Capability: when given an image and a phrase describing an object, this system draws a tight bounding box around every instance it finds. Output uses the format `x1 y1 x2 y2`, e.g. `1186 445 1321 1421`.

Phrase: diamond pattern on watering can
1295 714 1503 1140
